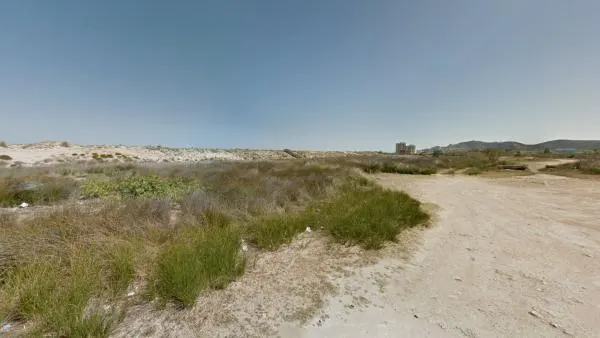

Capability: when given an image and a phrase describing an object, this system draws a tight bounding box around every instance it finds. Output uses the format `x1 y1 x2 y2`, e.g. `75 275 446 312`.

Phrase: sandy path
283 172 600 337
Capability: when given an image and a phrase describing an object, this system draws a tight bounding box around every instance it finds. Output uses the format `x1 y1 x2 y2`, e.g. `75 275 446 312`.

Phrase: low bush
464 167 483 176
81 175 200 200
0 155 12 160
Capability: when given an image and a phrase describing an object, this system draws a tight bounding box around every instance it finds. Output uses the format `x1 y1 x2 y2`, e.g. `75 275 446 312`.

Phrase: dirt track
283 171 600 337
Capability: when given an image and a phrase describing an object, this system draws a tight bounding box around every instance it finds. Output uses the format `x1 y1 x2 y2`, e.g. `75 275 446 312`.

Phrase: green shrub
464 167 483 175
152 224 245 307
317 187 429 249
0 141 7 148
0 155 12 160
81 175 200 200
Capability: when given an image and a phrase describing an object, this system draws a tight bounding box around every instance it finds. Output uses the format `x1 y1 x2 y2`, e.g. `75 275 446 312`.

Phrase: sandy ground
282 171 600 338
0 142 376 167
111 163 600 338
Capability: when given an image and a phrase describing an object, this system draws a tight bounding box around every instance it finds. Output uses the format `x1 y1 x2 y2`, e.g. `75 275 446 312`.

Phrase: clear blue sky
1 1 599 151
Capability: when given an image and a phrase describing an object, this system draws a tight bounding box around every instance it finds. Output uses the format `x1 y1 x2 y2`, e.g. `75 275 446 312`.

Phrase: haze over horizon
2 1 599 151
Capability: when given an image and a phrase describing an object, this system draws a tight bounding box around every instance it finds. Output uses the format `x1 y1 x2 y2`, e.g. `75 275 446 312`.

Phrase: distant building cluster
395 142 416 155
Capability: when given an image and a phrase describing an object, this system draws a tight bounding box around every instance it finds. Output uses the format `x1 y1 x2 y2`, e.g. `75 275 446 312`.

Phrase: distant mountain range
422 140 600 152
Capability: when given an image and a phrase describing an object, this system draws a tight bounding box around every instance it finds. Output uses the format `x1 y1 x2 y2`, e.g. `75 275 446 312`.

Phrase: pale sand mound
0 142 378 167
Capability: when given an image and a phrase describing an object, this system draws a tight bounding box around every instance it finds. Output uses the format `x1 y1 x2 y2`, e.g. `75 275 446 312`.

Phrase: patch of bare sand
287 171 600 337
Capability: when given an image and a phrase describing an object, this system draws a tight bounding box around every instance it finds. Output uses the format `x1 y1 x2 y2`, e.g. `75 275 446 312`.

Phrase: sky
1 0 599 151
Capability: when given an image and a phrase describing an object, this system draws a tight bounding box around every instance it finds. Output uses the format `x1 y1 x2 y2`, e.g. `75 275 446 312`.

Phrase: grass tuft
152 223 245 308
0 155 12 160
249 183 429 251
248 214 311 250
318 187 429 249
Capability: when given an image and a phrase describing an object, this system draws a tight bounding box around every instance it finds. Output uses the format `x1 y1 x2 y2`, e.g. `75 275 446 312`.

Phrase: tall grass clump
317 186 429 249
0 141 7 148
152 219 245 308
0 200 171 336
0 246 121 337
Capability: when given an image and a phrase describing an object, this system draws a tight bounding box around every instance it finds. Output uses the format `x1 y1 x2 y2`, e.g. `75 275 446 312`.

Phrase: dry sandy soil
285 172 600 338
0 141 376 167
111 160 600 337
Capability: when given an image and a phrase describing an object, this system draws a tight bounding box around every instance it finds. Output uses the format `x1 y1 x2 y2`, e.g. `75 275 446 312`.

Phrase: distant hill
423 139 600 152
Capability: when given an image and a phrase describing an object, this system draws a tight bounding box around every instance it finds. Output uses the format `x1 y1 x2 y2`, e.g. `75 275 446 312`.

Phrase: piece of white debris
127 291 136 297
19 202 29 208
528 310 542 319
453 276 463 281
1 324 11 333
305 226 312 233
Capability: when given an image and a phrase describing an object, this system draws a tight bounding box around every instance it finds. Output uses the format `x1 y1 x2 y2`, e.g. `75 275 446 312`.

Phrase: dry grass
324 150 527 177
0 159 430 336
